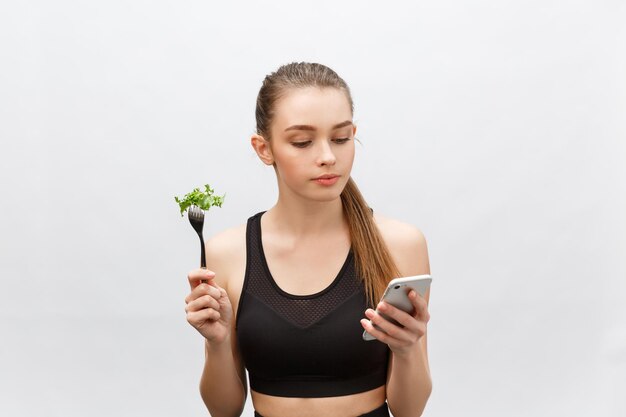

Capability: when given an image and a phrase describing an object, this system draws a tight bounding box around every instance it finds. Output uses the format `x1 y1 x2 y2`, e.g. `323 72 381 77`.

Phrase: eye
332 138 351 144
291 141 312 148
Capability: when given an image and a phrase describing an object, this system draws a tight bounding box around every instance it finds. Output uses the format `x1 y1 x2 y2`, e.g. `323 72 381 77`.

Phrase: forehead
271 87 353 131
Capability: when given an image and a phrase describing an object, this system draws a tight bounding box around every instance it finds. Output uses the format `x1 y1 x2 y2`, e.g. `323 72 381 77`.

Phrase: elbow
203 399 246 417
425 377 433 400
200 385 246 417
417 380 433 417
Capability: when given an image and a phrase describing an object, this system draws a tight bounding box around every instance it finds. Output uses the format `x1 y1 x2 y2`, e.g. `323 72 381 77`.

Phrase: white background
1 1 624 416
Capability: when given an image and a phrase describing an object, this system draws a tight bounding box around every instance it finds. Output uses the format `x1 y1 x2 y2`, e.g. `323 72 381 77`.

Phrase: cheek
339 144 356 165
273 150 307 178
280 161 303 178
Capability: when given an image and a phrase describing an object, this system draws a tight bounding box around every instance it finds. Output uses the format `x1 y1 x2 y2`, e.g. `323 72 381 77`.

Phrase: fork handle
199 235 207 268
199 235 208 283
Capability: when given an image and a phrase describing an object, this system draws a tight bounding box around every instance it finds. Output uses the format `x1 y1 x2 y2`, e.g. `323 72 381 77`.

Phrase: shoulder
373 213 430 277
205 223 247 289
205 223 247 257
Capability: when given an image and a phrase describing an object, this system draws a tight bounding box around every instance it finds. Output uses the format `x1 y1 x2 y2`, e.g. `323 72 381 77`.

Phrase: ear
251 134 274 165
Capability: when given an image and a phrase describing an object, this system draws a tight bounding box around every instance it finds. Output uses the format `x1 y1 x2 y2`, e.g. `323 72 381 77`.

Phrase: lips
313 174 339 180
313 174 340 186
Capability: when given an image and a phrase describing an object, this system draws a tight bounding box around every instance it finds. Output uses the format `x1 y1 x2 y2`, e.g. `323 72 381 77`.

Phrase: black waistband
254 402 389 417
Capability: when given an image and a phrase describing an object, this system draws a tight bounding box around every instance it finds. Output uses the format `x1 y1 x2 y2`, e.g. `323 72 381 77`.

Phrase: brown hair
255 62 401 306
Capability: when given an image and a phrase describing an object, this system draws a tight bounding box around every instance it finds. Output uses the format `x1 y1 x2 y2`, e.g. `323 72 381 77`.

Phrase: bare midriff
251 385 386 417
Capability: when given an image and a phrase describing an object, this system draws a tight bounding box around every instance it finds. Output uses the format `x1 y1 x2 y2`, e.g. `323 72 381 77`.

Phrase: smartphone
362 274 432 341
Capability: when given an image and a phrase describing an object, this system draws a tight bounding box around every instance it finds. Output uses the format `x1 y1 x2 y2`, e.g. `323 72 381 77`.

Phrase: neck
266 196 346 237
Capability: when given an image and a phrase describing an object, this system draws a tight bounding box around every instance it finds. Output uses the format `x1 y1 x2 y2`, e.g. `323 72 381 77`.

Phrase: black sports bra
235 212 389 398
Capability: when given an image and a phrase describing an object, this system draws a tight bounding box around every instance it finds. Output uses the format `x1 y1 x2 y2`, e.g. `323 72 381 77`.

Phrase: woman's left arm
360 222 432 417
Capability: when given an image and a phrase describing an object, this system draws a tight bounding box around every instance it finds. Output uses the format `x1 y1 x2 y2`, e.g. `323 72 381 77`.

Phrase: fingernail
377 303 386 311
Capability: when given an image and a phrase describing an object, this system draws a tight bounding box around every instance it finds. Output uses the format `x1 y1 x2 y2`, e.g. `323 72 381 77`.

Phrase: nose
316 140 336 167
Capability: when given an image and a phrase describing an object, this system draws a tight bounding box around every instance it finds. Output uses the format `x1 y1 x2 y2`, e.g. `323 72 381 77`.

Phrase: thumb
189 268 216 289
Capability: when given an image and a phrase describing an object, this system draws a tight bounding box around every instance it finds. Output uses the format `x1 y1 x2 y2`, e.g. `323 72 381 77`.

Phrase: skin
184 87 432 417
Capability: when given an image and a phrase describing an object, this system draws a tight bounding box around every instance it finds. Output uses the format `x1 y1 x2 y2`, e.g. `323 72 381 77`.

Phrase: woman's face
263 87 356 203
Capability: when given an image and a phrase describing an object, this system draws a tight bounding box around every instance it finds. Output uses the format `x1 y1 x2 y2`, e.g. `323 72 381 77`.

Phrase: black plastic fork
188 205 207 283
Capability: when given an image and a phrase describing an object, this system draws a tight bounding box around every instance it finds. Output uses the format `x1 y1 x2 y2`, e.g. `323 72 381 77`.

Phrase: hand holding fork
184 205 233 342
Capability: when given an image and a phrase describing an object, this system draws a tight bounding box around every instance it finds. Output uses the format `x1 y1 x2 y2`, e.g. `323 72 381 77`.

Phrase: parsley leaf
174 184 225 216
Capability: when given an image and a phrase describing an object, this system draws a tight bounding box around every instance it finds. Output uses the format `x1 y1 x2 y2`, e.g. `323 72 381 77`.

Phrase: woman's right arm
185 233 247 417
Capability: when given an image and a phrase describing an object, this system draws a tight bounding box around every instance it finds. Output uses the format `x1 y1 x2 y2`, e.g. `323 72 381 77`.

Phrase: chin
313 193 343 203
308 184 348 203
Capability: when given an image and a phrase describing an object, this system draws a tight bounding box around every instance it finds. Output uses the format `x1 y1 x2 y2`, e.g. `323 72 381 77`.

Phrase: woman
184 62 432 417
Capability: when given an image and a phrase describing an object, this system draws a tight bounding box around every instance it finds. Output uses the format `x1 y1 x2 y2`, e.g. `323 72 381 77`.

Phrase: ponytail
341 178 401 307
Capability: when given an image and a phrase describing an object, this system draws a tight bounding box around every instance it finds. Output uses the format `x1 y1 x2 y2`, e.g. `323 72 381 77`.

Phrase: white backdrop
1 1 624 416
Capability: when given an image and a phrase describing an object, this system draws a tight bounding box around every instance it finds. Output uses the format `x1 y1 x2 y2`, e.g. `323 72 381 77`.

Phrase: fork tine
188 204 204 221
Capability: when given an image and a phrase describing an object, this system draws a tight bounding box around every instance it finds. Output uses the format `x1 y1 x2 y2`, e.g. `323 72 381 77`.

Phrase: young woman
184 62 432 417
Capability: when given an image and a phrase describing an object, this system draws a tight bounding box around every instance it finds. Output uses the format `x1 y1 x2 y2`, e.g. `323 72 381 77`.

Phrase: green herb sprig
174 184 225 216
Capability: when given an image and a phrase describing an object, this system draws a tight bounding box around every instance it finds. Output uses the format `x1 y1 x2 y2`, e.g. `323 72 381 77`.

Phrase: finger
408 291 430 322
188 269 216 289
377 302 428 341
185 282 218 304
378 298 428 339
187 308 221 326
187 269 216 289
185 294 221 313
364 308 427 347
218 287 228 299
376 302 416 330
186 281 223 303
364 308 413 343
361 318 391 344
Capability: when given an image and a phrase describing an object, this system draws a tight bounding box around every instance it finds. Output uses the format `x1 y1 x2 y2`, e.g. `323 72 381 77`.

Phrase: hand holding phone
362 275 432 341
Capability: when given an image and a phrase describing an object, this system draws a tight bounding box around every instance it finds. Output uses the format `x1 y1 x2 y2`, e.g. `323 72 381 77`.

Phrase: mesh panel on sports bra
244 212 362 329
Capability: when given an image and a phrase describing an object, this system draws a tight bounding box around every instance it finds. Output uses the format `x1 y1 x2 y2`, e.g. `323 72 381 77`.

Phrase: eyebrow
284 120 353 132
